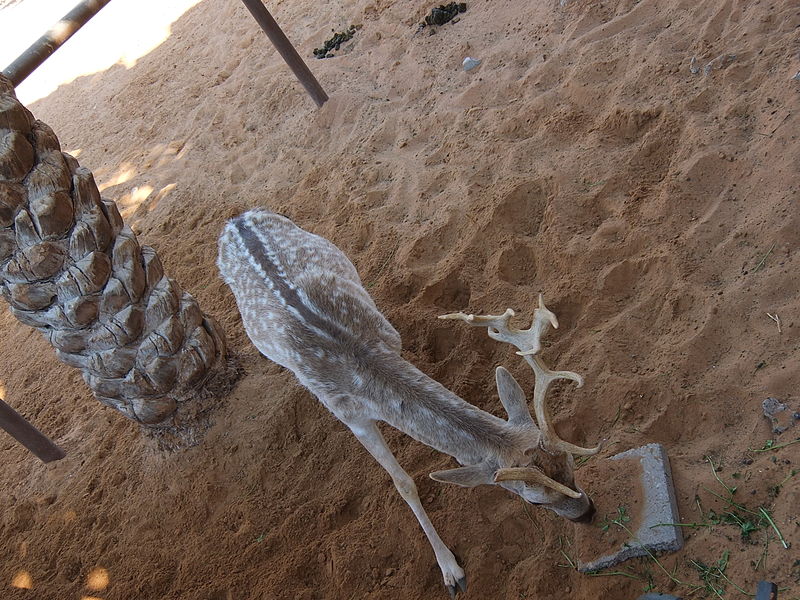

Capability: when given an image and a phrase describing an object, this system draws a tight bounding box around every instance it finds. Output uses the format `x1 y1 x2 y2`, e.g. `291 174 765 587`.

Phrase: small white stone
462 57 481 71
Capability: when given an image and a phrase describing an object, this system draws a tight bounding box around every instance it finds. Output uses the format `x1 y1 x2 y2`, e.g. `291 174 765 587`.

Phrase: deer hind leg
348 420 467 598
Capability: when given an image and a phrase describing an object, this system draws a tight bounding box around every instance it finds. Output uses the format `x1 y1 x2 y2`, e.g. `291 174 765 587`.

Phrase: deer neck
363 350 518 466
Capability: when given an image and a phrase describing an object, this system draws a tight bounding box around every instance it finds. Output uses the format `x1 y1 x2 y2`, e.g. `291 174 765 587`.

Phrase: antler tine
438 294 555 356
440 295 600 456
493 467 582 499
520 352 600 456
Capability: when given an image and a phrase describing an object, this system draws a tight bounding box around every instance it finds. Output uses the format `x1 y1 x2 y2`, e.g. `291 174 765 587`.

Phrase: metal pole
239 0 328 107
0 397 65 463
2 0 113 87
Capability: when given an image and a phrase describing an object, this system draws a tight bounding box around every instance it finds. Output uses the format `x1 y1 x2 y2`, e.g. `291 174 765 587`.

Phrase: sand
1 0 799 598
574 456 645 567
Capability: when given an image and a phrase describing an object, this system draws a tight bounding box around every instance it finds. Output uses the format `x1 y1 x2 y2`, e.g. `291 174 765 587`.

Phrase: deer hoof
445 575 468 598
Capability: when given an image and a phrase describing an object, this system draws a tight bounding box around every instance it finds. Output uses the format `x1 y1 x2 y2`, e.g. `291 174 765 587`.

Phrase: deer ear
495 367 535 427
430 464 493 488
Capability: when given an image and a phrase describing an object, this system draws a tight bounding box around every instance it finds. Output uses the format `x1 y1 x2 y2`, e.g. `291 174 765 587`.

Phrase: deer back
217 210 402 381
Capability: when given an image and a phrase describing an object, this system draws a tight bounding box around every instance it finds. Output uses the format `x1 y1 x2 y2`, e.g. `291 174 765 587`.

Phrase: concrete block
578 443 683 572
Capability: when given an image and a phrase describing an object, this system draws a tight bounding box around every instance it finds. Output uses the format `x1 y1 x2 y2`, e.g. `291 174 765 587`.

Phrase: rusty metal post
2 0 113 87
239 0 328 107
0 397 65 463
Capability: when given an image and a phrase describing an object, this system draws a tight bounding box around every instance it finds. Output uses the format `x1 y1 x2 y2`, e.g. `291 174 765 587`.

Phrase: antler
440 294 599 456
493 467 582 499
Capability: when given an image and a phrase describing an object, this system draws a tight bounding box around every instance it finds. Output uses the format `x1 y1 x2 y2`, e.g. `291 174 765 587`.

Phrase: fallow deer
217 209 599 596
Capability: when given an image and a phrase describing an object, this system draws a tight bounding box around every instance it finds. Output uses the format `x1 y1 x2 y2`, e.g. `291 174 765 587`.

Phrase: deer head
432 295 600 522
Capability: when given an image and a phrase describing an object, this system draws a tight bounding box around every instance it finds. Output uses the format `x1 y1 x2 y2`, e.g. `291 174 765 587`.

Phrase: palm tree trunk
0 75 233 447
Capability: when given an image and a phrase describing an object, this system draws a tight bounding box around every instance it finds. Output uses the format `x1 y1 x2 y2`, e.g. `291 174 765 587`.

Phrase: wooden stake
239 0 328 107
2 0 328 108
0 397 65 463
2 0 113 87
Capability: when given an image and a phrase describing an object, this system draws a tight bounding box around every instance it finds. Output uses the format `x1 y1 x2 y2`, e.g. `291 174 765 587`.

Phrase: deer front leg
348 420 467 598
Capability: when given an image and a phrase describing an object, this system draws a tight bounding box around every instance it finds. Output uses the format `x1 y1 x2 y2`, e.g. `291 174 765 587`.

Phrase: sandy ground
1 0 799 598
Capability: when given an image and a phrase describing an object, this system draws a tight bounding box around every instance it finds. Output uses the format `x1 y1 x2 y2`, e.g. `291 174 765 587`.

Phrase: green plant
706 456 736 497
751 437 800 453
752 242 775 272
557 535 577 570
690 549 757 598
599 505 631 532
706 509 761 542
587 566 656 592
